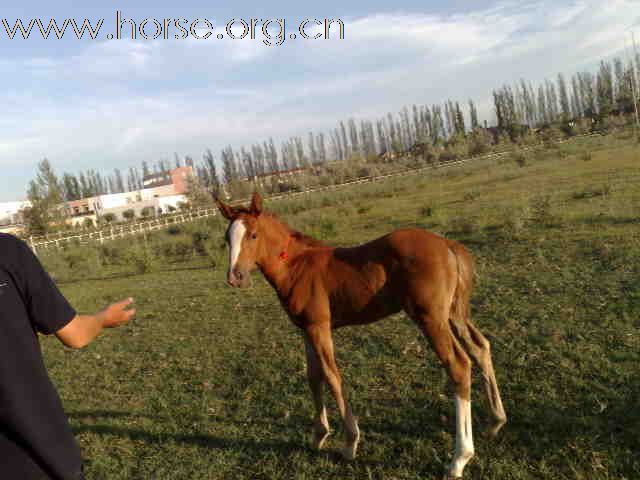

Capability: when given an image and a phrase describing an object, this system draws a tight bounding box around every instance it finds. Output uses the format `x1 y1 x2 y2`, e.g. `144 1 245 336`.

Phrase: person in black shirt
0 233 136 480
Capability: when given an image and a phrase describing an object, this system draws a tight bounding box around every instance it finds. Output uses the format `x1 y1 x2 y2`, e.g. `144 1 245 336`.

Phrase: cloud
0 0 638 201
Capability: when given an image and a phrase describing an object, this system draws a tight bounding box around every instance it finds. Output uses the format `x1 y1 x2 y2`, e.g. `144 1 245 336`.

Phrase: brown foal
216 193 506 478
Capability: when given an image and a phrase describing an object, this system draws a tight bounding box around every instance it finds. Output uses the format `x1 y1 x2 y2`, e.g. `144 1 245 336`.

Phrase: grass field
41 131 640 479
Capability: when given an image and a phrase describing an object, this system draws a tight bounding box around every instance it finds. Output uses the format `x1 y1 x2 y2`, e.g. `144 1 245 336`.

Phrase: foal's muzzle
227 268 248 288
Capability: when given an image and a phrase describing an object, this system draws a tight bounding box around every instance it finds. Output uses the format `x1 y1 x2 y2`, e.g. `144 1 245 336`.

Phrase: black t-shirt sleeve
14 240 76 335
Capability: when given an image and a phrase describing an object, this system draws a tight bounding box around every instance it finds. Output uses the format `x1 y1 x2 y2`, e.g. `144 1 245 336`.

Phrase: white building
0 200 31 226
90 186 186 220
156 194 189 213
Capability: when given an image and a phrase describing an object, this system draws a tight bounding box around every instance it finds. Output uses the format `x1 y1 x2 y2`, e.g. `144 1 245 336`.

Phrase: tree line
493 58 637 136
195 55 638 193
60 156 196 201
29 53 640 218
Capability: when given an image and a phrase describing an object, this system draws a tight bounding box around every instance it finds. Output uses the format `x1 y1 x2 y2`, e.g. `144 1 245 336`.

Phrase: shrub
463 190 480 202
40 252 72 282
191 229 211 254
122 209 135 221
419 206 434 217
439 149 459 164
97 244 124 266
447 217 477 236
538 125 565 143
102 213 116 223
502 206 530 239
277 181 302 193
559 121 576 137
593 116 611 134
62 249 89 270
203 238 224 269
167 224 183 235
318 176 333 187
156 236 194 261
512 150 528 167
60 247 103 277
336 206 354 217
467 129 492 156
126 244 158 274
528 195 556 227
356 165 377 178
321 196 333 208
572 184 612 200
319 219 336 239
140 207 154 219
580 151 593 162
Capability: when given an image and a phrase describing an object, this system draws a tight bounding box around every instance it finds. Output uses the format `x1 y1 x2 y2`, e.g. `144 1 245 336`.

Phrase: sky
0 0 638 201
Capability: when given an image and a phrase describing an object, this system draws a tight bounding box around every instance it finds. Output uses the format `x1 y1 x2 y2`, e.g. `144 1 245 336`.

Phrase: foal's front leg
304 334 330 450
306 323 360 460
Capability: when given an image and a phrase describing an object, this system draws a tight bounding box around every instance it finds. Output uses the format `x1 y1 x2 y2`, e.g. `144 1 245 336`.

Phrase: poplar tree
537 85 548 125
596 60 614 117
24 159 65 234
221 146 238 183
468 99 479 130
571 74 582 118
557 73 571 119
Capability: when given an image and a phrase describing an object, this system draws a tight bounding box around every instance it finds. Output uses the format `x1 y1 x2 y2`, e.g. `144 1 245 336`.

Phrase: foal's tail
447 240 474 327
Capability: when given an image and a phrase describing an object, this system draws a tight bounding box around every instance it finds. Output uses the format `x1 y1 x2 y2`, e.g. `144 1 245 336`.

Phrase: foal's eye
251 233 258 240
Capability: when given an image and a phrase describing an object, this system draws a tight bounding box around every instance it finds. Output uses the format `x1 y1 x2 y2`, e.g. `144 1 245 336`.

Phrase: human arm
55 298 136 349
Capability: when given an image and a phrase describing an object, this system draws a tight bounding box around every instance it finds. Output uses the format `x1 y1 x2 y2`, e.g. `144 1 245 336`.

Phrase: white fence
29 132 602 253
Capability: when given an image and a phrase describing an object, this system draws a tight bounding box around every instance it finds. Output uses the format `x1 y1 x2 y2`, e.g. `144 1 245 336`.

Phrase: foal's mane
262 212 326 248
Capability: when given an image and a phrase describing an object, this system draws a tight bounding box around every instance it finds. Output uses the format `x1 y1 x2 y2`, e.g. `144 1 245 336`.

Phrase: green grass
41 132 640 479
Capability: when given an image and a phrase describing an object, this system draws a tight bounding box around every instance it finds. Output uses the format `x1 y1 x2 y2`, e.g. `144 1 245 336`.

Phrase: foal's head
216 192 267 288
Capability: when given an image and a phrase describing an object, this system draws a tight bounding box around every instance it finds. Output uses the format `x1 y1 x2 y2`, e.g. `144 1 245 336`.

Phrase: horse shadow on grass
56 264 214 286
67 365 640 475
334 367 640 458
470 369 640 471
56 271 136 285
72 423 308 457
68 410 292 432
70 412 424 472
68 405 435 464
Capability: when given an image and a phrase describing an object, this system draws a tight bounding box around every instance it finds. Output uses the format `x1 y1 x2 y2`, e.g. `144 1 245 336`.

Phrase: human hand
100 298 136 328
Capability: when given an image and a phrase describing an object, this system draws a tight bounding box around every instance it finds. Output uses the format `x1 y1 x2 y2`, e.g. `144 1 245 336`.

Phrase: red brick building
142 166 193 195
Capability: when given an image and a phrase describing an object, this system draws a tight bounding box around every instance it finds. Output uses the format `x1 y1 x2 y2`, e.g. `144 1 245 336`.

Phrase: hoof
311 429 330 451
340 441 358 461
484 416 507 438
447 449 474 479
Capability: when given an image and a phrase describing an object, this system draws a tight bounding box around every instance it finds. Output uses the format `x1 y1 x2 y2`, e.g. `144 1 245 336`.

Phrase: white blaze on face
228 219 247 272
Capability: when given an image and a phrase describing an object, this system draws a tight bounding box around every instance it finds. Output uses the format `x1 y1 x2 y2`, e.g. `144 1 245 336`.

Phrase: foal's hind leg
304 334 331 450
306 323 360 460
449 318 507 437
413 311 474 479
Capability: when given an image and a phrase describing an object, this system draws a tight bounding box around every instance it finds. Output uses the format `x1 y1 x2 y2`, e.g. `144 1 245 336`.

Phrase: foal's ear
215 197 236 220
249 192 262 215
